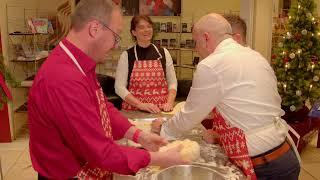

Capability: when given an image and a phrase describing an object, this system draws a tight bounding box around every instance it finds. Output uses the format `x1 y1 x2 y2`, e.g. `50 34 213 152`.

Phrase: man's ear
88 21 100 38
233 33 243 45
204 32 210 48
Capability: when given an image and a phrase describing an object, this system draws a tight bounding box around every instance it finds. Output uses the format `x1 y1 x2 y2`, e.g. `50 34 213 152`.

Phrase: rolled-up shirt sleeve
164 48 177 91
160 64 223 140
115 51 130 99
50 80 150 175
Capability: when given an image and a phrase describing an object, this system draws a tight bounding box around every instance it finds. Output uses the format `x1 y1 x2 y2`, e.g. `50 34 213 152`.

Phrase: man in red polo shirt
28 0 186 179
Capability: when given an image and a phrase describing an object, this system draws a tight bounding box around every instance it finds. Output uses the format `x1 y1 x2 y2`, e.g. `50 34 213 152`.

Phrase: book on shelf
193 57 200 66
160 23 167 32
153 40 161 47
191 40 196 48
173 23 179 32
154 22 161 33
48 21 54 34
27 19 37 33
169 39 177 48
166 22 172 32
180 41 186 48
161 39 168 47
32 18 49 34
13 42 34 58
13 44 49 61
21 43 34 58
182 23 188 32
186 39 192 48
13 44 25 57
172 57 177 65
26 18 51 34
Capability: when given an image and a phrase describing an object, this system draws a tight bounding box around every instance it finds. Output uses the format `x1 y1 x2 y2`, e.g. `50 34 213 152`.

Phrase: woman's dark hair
130 15 154 41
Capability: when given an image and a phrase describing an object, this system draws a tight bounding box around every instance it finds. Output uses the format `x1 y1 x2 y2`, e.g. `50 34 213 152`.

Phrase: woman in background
115 15 177 113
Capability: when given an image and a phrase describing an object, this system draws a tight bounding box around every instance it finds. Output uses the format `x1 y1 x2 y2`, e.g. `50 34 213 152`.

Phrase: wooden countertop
120 110 173 120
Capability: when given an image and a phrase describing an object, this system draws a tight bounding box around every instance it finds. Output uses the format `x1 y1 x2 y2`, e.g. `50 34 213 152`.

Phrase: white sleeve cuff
164 48 178 91
168 83 178 91
160 121 180 141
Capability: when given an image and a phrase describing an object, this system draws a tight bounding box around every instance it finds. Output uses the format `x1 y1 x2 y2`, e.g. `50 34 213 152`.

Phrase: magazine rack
6 6 51 87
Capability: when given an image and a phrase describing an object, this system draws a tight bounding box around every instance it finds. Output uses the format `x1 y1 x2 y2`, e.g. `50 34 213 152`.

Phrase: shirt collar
61 38 96 73
208 38 238 58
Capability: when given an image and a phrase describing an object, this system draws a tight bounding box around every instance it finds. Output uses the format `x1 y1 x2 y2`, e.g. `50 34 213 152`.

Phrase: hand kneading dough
161 101 185 115
159 139 200 161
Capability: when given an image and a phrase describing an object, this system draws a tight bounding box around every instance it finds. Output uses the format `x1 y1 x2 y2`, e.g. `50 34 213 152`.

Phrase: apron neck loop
134 43 163 61
59 41 86 76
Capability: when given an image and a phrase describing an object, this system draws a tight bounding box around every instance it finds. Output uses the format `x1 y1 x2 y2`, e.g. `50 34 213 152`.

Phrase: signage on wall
121 0 181 16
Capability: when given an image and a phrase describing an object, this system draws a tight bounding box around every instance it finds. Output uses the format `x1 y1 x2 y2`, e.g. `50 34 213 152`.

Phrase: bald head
192 13 233 58
193 13 232 40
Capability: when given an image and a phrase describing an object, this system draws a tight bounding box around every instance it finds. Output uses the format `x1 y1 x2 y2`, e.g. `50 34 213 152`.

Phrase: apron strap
134 43 163 61
245 116 301 163
59 41 86 76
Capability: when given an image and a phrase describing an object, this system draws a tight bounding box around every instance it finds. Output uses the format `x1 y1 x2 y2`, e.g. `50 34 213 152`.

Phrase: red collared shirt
28 39 150 178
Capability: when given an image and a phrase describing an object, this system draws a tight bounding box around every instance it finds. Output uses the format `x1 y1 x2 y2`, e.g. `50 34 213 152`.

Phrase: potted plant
0 53 15 142
0 54 14 108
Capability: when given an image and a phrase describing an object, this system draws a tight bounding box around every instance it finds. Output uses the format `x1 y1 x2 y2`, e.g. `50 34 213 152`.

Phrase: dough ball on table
159 139 200 161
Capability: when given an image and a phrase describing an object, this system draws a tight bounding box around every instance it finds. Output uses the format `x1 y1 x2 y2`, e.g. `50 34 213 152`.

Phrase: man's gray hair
71 0 115 30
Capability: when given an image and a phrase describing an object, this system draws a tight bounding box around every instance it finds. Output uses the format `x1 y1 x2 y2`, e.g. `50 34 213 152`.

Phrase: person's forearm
124 126 148 143
167 89 176 105
149 151 165 166
124 94 143 109
124 126 138 141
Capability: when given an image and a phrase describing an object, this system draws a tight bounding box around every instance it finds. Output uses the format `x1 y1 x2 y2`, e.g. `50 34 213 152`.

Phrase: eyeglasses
99 21 121 46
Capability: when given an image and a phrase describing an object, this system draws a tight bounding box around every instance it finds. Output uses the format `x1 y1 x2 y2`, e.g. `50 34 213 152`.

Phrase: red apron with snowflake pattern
60 42 113 180
122 44 168 111
211 108 257 179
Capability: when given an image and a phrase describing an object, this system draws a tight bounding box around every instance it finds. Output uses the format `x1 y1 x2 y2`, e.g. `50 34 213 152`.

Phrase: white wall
183 0 240 21
252 0 273 61
240 0 254 47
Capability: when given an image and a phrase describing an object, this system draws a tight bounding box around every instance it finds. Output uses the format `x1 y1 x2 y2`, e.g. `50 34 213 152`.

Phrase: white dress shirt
161 38 287 156
115 48 177 100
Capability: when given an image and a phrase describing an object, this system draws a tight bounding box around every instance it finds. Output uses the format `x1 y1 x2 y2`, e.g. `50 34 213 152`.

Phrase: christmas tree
272 0 320 113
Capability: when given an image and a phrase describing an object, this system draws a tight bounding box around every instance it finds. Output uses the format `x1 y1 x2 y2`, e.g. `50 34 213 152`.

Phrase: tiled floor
0 123 320 180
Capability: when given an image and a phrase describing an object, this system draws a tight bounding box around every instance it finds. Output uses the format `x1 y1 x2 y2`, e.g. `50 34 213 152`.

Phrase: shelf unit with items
96 47 128 78
8 32 49 87
5 5 56 116
152 15 199 80
6 6 54 88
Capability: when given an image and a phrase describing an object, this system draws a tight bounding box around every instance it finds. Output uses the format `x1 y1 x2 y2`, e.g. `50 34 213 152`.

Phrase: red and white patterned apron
122 44 168 110
60 42 113 180
211 108 257 180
